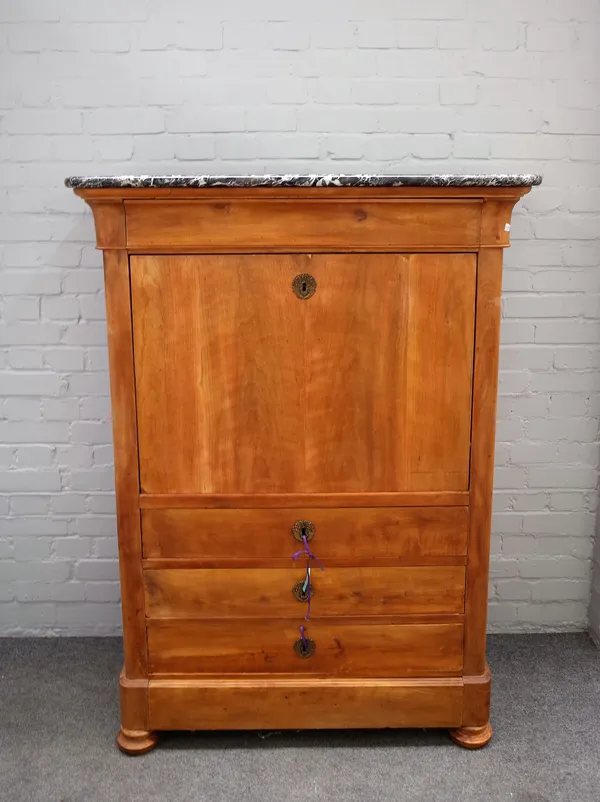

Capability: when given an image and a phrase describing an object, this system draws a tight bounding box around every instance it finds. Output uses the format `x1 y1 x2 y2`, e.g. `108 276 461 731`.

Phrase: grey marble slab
65 173 542 189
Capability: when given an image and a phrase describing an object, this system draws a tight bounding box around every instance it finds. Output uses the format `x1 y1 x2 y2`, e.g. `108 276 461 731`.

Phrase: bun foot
449 723 492 749
117 727 159 755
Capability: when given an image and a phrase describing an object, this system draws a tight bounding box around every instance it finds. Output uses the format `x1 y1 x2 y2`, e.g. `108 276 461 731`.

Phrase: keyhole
292 519 314 542
292 274 316 300
294 635 315 658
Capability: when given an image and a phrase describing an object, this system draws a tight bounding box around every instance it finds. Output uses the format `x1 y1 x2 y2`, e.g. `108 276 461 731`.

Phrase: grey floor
1 634 599 802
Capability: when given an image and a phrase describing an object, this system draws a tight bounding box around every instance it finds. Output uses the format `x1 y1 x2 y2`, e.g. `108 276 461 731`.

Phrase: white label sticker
504 223 511 232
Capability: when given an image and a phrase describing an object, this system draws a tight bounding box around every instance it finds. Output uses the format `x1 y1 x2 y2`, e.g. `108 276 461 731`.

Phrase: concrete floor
0 633 599 802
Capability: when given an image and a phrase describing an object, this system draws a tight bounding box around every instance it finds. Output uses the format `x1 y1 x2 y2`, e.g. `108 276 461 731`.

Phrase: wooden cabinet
69 174 539 754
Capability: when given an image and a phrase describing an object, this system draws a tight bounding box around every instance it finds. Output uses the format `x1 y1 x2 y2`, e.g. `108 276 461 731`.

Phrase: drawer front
147 620 464 677
148 677 464 731
144 566 465 618
142 507 469 563
125 199 480 251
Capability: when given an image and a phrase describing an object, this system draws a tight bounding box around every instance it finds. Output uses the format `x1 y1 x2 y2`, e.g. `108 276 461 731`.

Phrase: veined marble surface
65 173 543 189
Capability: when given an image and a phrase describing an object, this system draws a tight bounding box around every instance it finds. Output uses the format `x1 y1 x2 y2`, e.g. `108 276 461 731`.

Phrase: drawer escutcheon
293 636 316 659
292 273 317 300
292 581 316 603
292 519 315 542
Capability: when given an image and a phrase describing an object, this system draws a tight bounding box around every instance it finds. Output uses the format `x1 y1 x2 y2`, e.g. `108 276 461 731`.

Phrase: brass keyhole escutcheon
292 520 315 542
292 273 316 300
292 581 315 603
293 636 316 658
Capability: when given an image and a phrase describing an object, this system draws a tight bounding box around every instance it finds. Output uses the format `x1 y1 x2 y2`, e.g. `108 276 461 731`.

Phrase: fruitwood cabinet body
70 175 537 753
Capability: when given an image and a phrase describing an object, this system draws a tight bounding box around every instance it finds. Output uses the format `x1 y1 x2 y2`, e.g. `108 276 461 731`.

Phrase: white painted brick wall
590 515 600 644
0 0 599 635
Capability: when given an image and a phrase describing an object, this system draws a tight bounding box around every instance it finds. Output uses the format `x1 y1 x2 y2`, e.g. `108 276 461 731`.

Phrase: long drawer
125 199 481 251
141 507 469 563
147 620 464 677
144 566 466 618
148 677 464 731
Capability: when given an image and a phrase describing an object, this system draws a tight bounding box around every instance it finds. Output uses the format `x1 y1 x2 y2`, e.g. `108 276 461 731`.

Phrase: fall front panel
130 253 476 494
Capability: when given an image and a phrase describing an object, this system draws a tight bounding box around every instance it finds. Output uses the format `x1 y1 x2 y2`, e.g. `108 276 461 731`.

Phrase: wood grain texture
141 506 469 561
144 557 465 569
480 200 517 247
73 186 531 203
119 670 150 731
139 491 470 508
76 185 531 202
303 253 476 492
148 676 464 730
117 670 157 754
72 183 531 740
463 249 504 676
116 729 158 756
147 620 464 677
102 248 147 679
131 254 304 494
449 723 492 749
88 201 126 249
125 199 481 251
131 253 475 494
143 566 466 618
462 665 492 727
401 253 476 491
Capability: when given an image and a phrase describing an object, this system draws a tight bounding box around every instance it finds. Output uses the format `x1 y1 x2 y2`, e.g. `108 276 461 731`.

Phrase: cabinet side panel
464 249 503 676
103 249 147 678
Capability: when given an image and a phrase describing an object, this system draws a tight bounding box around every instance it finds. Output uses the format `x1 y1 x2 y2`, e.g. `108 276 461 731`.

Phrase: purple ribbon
299 625 308 650
304 567 312 621
292 535 324 571
293 536 324 621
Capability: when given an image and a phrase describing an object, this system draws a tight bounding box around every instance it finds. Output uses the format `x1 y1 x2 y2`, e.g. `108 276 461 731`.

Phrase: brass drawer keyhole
292 581 315 603
292 520 315 542
292 273 316 300
293 636 316 658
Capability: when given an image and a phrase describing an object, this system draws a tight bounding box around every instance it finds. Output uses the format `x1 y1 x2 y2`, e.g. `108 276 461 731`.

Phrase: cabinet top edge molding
71 180 538 251
66 172 542 191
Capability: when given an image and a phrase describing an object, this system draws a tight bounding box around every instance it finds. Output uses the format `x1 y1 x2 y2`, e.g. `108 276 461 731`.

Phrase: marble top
65 173 542 189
